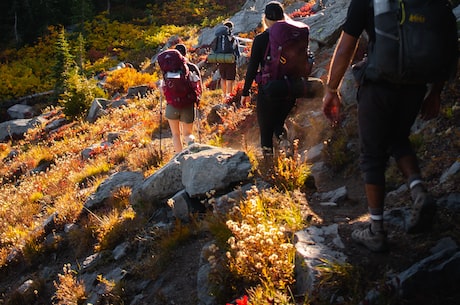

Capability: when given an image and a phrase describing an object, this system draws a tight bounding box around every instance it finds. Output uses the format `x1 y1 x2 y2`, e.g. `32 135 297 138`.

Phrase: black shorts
218 62 237 80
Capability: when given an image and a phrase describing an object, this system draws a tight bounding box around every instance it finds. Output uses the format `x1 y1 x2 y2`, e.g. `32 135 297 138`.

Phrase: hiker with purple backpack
240 1 312 160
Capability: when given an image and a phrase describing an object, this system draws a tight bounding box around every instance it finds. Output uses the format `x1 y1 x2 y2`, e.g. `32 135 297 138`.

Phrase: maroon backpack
256 20 313 98
157 49 199 108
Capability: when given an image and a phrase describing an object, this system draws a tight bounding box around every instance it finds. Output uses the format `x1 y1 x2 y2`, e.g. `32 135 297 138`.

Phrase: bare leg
221 78 227 97
396 155 436 233
396 155 421 181
168 119 182 153
365 184 385 210
226 80 234 96
181 122 194 145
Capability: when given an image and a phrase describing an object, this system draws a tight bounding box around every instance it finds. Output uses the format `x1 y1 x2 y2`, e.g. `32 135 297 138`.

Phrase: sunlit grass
273 139 312 192
53 264 87 305
70 158 112 186
313 259 366 304
0 86 164 267
93 207 137 251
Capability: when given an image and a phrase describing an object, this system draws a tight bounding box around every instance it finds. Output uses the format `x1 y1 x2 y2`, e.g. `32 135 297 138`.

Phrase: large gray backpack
365 0 458 84
214 25 235 54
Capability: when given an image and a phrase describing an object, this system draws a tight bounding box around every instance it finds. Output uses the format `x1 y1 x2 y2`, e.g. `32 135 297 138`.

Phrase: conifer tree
53 26 106 119
75 33 86 73
52 27 77 98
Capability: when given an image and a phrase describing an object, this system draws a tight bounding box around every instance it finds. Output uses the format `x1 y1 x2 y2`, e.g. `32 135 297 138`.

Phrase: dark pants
256 89 296 150
357 81 427 185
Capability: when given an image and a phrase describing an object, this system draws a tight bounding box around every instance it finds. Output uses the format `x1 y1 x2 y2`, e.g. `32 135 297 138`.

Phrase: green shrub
58 69 107 118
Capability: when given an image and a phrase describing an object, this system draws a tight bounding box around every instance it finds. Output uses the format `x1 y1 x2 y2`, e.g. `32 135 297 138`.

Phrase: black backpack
214 25 236 54
364 0 458 84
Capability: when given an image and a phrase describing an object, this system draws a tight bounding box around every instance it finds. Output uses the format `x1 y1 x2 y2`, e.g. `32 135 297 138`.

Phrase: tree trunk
14 11 18 44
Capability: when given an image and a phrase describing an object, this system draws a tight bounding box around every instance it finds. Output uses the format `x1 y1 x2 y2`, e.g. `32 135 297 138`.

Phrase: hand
322 91 341 126
240 95 250 108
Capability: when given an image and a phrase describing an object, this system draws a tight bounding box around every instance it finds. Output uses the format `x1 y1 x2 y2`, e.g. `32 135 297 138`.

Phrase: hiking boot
351 225 388 252
406 185 437 234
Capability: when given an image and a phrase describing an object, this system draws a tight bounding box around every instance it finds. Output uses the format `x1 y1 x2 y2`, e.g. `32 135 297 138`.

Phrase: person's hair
174 44 187 56
264 1 284 21
262 1 286 29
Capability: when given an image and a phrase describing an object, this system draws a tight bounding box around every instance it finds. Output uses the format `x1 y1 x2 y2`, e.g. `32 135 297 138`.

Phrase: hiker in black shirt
323 0 457 252
240 1 295 158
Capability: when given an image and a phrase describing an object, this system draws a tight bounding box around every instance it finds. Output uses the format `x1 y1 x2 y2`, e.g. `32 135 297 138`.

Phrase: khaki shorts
165 103 195 123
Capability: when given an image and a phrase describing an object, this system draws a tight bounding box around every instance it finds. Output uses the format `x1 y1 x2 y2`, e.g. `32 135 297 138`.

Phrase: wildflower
227 236 235 247
268 253 279 263
226 294 249 305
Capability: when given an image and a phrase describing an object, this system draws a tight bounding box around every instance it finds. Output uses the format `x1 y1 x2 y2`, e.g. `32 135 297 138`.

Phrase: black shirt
242 30 269 96
342 0 375 42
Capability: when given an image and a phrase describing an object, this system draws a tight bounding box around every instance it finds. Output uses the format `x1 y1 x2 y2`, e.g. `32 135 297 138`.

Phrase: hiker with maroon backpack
323 0 458 252
240 1 313 159
157 44 202 154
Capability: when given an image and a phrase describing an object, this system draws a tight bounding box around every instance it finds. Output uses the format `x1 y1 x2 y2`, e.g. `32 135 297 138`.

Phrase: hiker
159 44 202 153
239 1 305 158
322 0 458 252
212 21 240 100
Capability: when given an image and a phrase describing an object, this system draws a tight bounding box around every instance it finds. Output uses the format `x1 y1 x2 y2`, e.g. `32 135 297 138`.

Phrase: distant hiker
157 44 202 153
240 1 312 158
211 20 240 100
322 0 458 252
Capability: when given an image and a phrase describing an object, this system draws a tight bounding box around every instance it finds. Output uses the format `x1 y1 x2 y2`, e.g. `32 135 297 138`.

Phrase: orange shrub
289 1 316 19
104 67 158 95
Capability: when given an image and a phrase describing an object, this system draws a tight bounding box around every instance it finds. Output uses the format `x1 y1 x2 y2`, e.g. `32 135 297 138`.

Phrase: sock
369 208 384 232
408 174 423 189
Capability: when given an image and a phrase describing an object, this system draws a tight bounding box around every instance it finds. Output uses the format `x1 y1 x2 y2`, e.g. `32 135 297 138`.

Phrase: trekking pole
195 105 201 144
158 83 163 160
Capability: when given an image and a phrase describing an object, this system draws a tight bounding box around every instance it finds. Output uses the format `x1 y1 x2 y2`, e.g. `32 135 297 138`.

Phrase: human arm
240 32 268 106
233 36 241 58
322 31 359 124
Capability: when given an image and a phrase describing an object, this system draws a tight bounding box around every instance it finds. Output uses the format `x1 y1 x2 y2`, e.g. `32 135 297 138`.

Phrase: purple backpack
256 20 312 86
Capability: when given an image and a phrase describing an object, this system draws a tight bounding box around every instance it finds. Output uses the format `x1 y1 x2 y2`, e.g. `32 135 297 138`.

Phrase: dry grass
0 88 163 266
53 264 87 305
0 68 330 303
